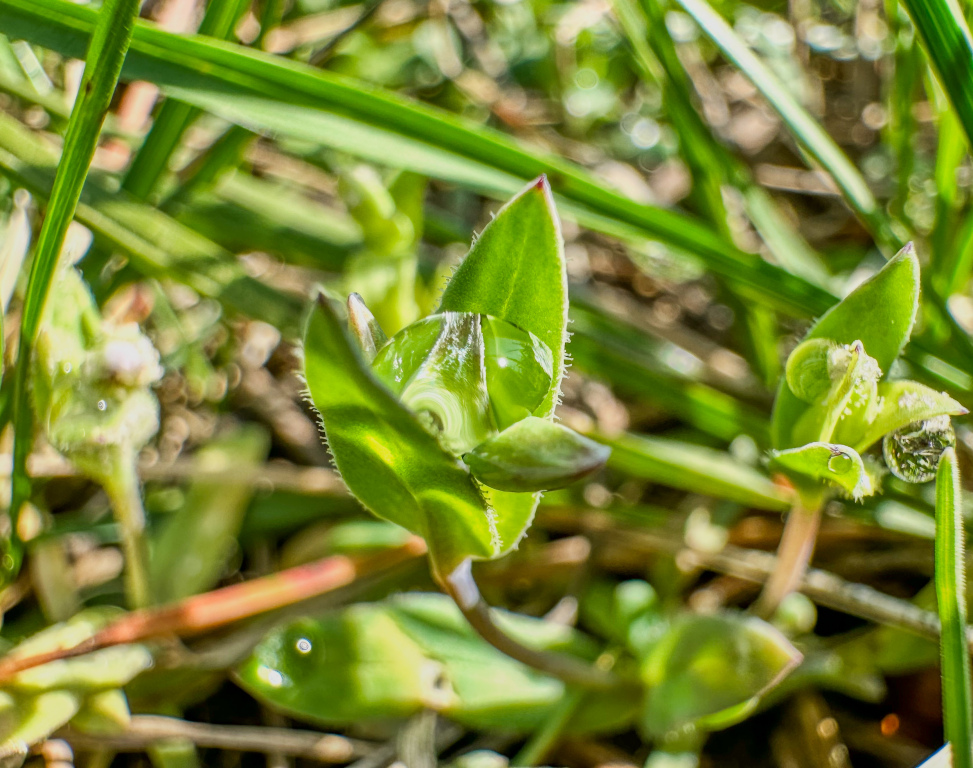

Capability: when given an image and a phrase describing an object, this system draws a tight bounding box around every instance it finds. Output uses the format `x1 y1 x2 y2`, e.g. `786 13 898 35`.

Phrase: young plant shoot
758 244 967 615
303 177 613 686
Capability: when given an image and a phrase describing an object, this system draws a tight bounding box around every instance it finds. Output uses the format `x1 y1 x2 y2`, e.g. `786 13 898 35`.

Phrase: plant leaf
237 593 635 733
464 417 610 492
845 380 968 452
438 176 567 416
304 297 523 571
935 447 973 768
435 176 567 561
769 442 873 500
639 612 802 736
772 244 920 449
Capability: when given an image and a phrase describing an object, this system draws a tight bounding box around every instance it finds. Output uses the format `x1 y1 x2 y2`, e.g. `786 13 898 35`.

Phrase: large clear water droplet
827 451 853 474
882 415 955 483
371 312 553 455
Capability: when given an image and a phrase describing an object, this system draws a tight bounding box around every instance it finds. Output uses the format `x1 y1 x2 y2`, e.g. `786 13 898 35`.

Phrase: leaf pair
238 591 800 737
770 245 967 500
303 178 609 571
237 593 631 733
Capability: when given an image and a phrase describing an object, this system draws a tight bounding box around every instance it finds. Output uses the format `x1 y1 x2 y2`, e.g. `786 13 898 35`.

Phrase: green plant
758 244 966 614
303 177 614 686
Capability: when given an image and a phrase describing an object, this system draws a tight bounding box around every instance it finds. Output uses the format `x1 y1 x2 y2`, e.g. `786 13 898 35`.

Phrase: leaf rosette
303 177 609 573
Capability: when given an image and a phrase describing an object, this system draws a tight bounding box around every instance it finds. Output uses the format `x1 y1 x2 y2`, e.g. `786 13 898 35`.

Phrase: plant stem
752 500 822 618
59 715 370 762
0 539 427 681
437 560 618 690
101 452 152 609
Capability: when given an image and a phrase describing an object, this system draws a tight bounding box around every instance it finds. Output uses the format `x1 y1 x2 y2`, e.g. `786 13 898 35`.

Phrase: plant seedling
31 257 163 609
303 177 614 685
758 244 967 614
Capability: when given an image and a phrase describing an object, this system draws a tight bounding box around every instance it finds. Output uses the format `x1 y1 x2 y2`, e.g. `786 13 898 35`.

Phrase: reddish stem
0 538 427 681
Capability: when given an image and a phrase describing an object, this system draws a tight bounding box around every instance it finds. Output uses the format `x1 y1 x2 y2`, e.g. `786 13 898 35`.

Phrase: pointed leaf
464 417 610 492
304 297 517 570
773 244 920 449
346 292 387 363
769 442 873 500
438 176 567 417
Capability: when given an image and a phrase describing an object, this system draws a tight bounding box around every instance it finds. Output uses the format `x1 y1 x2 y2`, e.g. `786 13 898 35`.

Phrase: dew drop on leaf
827 451 853 474
882 415 955 483
96 399 107 412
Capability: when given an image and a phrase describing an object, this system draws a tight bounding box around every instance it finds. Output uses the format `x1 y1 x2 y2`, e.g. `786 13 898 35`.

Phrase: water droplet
883 415 955 483
296 637 312 654
827 451 854 474
61 363 72 374
96 399 107 411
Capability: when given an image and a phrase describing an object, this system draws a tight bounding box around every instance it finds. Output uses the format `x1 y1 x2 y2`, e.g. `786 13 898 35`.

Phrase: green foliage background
0 0 973 763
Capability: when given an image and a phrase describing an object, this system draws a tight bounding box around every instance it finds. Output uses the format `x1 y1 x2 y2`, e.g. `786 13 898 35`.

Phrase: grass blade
121 0 251 200
935 447 973 768
673 0 900 250
901 0 973 150
7 0 140 581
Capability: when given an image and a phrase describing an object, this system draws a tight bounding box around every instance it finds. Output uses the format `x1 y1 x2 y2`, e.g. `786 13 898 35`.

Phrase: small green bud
785 338 832 403
463 416 610 492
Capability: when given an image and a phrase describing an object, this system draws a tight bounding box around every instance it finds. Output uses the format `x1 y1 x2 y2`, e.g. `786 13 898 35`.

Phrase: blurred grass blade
604 432 791 511
901 0 973 151
121 0 251 200
8 0 140 580
0 0 837 318
935 447 973 768
615 0 831 289
0 112 302 331
672 0 898 249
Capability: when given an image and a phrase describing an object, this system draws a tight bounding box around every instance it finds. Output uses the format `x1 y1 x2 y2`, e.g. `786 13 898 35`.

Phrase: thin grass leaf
121 0 251 200
7 0 140 582
0 112 302 332
900 0 973 151
605 431 791 510
935 447 973 768
672 0 900 250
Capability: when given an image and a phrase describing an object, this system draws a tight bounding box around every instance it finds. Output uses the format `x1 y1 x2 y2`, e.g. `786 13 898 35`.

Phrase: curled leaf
772 244 919 449
770 442 873 500
464 417 610 492
784 338 833 404
848 381 967 453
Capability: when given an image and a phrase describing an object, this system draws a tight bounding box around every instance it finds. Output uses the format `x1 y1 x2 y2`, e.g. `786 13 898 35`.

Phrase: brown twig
60 716 371 763
0 538 427 682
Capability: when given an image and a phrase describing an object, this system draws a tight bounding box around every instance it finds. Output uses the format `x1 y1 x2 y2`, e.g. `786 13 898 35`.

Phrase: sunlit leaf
769 442 873 500
464 417 610 492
